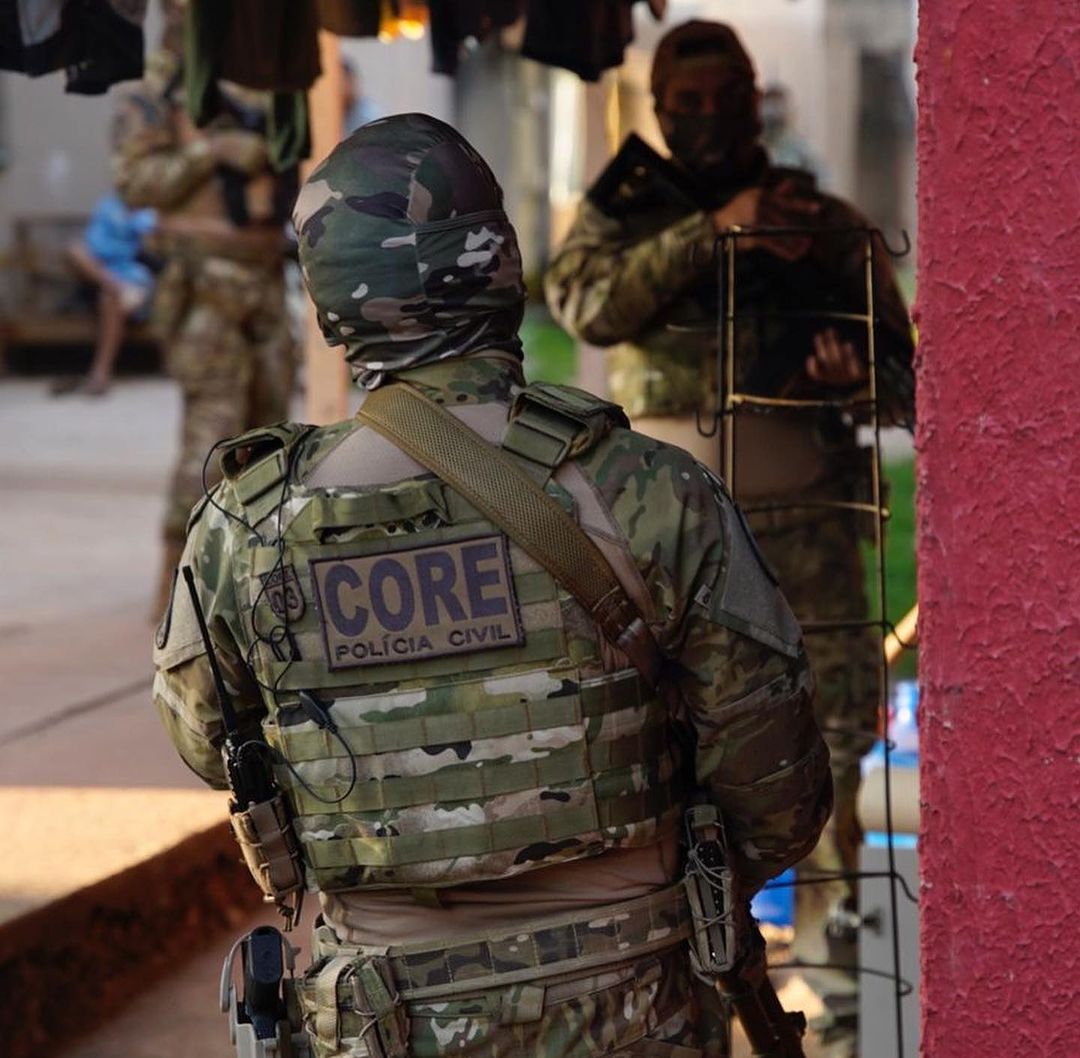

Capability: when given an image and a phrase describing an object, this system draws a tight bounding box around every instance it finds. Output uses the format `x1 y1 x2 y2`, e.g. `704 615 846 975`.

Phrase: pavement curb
0 821 263 1058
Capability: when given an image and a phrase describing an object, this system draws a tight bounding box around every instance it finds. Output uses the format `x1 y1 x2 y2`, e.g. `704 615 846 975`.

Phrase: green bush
880 457 918 678
521 308 578 386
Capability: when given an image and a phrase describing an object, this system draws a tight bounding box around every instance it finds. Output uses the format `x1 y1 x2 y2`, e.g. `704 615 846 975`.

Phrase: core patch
261 564 306 621
310 534 523 670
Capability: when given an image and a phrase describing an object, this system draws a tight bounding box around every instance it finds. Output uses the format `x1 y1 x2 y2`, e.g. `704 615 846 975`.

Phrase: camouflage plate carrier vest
219 383 686 894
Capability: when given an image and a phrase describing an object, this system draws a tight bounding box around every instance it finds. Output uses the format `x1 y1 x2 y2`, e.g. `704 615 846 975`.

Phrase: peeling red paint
916 2 1080 1054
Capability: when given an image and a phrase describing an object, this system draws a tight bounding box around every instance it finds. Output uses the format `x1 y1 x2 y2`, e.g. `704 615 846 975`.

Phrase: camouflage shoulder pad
702 470 802 658
503 383 629 471
153 564 208 670
219 423 310 512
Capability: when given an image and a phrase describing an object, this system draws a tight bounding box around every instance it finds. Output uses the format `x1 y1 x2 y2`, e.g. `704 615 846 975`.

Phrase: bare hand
806 328 866 387
711 180 820 261
175 110 201 147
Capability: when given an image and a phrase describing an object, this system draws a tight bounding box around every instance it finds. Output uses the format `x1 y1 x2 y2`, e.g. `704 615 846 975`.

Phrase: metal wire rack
703 222 917 1058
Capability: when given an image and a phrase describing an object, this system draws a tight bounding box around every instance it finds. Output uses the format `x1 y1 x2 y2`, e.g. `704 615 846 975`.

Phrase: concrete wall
915 2 1080 1055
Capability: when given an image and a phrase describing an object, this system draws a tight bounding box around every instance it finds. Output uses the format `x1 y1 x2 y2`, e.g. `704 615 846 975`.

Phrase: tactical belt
313 882 692 1002
357 382 665 687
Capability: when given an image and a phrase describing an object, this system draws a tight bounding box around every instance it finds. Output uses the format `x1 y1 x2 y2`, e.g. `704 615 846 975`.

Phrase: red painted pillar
915 3 1080 1055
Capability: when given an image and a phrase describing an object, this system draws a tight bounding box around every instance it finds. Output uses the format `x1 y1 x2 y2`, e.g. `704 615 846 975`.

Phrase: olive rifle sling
357 382 664 687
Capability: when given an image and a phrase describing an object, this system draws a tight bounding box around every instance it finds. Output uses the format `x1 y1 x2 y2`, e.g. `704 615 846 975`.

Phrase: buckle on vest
502 401 581 471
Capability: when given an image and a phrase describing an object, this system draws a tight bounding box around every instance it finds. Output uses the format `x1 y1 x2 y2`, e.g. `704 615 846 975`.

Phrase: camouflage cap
293 113 525 389
650 20 756 100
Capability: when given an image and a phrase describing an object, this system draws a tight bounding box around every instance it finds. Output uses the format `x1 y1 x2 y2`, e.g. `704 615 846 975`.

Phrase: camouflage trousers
295 925 702 1058
155 252 295 553
748 507 879 1051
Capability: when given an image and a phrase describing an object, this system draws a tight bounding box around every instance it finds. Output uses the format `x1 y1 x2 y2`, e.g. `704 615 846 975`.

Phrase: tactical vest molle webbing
222 385 687 894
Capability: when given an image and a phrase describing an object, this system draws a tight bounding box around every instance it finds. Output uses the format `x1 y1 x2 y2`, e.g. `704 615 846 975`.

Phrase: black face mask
658 109 762 189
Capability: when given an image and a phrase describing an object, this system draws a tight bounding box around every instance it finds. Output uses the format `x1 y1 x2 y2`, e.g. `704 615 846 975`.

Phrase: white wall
0 71 118 247
338 37 453 124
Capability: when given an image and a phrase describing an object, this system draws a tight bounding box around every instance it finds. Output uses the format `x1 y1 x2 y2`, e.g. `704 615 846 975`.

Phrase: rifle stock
685 804 807 1058
715 926 807 1058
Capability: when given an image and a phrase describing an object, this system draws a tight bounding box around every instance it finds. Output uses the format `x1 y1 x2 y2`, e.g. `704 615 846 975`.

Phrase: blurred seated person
54 191 158 396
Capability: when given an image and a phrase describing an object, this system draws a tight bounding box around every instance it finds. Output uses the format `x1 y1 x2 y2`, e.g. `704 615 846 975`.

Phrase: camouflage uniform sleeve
112 88 217 210
544 198 716 346
674 597 832 893
598 436 832 892
208 128 269 175
152 487 265 789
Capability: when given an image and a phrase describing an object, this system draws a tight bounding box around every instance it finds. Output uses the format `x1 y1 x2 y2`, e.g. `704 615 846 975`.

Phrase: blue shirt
83 193 158 291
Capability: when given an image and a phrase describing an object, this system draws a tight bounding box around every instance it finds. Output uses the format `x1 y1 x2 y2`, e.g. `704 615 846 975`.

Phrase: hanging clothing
185 0 313 171
427 0 523 76
188 0 320 94
521 0 633 83
266 90 311 174
520 0 664 83
316 0 381 36
0 0 145 94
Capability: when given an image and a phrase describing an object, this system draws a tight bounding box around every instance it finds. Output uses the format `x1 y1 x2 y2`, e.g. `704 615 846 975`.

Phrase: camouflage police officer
113 33 295 614
545 21 916 1055
153 114 831 1058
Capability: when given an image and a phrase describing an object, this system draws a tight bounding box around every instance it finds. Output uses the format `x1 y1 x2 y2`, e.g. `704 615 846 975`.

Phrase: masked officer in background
153 114 831 1058
545 21 916 1056
113 16 294 614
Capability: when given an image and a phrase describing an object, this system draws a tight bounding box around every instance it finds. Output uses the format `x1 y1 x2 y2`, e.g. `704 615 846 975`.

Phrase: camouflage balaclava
293 113 525 389
651 21 760 185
